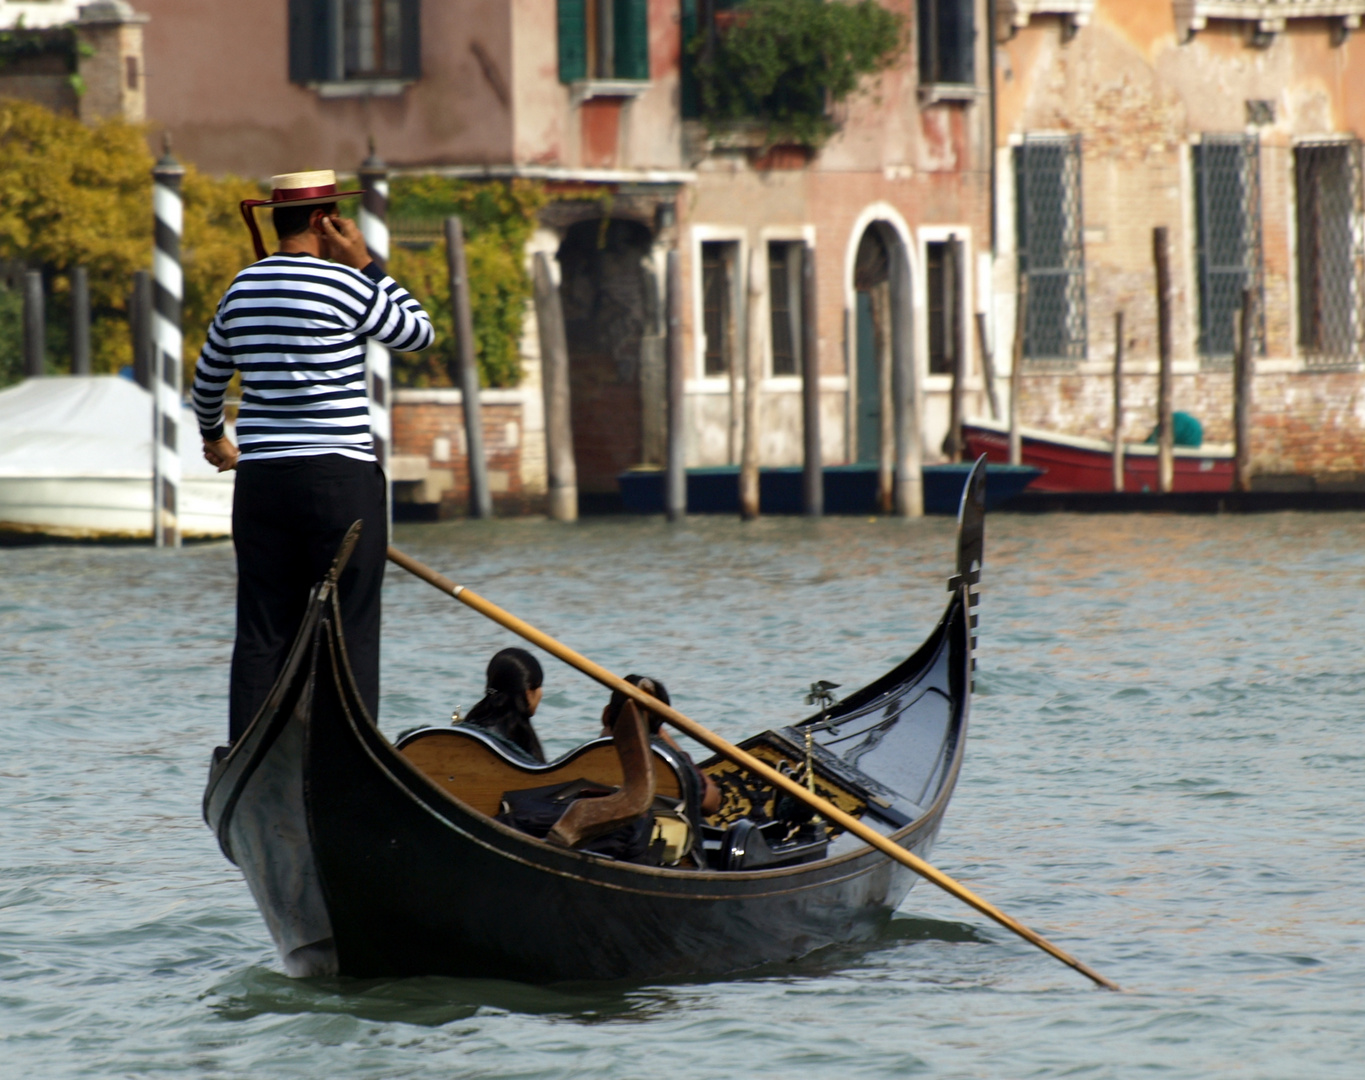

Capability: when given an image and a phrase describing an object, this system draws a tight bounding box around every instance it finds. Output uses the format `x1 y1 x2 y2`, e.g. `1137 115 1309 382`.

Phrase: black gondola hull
305 644 946 980
204 462 987 982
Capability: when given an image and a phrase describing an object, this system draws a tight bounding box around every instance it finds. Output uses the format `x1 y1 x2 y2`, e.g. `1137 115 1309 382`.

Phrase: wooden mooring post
800 242 823 517
446 217 494 519
975 312 1001 421
532 250 577 522
1008 275 1029 466
359 146 393 527
23 270 44 378
151 144 184 548
130 270 153 390
664 249 686 522
739 247 763 521
71 266 91 375
944 236 964 462
1112 310 1125 492
891 248 922 517
1153 226 1175 494
1234 287 1255 493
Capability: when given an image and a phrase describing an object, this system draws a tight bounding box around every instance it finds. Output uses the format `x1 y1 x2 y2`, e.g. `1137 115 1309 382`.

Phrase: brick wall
991 3 1365 485
1015 367 1365 480
391 390 547 516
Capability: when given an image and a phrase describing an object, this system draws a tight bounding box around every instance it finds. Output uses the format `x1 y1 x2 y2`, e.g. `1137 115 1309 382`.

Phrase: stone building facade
127 0 996 508
0 1 148 123
994 1 1365 482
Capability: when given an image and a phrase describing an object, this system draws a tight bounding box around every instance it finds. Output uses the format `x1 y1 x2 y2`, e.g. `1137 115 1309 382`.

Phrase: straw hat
240 170 365 260
260 170 364 209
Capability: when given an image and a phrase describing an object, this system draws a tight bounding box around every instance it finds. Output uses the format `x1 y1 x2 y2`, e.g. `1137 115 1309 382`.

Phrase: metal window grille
1193 134 1264 362
1295 140 1365 369
918 0 976 86
1015 135 1087 364
701 242 733 377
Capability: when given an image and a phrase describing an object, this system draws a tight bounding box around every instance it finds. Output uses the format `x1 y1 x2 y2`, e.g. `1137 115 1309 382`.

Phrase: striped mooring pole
152 140 185 548
358 143 392 527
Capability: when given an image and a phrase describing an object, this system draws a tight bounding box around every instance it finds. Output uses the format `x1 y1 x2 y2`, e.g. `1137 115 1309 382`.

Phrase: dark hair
605 674 670 735
464 647 545 761
272 202 336 241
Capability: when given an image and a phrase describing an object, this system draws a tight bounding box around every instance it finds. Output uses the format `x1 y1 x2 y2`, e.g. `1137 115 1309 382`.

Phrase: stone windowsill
918 83 985 105
392 387 532 406
1175 1 1365 42
312 79 414 100
570 79 650 106
996 0 1095 40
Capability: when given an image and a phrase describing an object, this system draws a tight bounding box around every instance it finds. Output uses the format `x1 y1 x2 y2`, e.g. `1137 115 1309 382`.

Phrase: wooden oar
386 545 1121 992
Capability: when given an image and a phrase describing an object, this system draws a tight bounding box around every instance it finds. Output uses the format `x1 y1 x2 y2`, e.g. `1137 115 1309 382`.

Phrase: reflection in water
207 968 670 1027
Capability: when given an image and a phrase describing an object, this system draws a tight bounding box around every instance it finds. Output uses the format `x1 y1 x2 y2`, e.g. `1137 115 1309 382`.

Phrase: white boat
0 376 234 540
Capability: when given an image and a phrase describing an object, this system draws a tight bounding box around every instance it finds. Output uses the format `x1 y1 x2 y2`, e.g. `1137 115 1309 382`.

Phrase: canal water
2 512 1361 1078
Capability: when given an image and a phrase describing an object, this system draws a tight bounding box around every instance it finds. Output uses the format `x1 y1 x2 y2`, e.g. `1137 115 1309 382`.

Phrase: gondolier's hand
318 214 372 271
203 436 239 472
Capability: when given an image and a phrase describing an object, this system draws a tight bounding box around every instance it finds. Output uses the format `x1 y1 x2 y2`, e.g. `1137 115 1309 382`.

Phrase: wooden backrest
398 728 682 817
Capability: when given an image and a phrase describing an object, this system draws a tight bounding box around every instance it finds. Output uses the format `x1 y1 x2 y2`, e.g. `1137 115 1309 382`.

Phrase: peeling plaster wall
995 1 1365 478
137 0 516 175
678 0 996 468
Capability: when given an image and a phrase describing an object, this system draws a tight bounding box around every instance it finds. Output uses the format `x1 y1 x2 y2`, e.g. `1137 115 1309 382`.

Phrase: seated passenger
602 675 722 816
463 648 546 763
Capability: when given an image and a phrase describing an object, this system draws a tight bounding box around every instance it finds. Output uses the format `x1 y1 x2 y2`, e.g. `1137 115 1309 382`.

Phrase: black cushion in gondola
496 779 655 862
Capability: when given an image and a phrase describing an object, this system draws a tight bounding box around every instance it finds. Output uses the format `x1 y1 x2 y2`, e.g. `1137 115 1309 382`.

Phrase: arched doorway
556 218 659 496
848 217 920 516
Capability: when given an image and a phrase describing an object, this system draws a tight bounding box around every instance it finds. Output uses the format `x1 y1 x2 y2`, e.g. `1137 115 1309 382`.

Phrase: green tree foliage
0 98 148 380
386 177 545 389
181 169 261 370
0 99 262 389
693 0 906 147
0 101 548 394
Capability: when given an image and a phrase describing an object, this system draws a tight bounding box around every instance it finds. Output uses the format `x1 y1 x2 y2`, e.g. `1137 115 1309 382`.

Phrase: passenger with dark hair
464 647 546 762
602 676 721 816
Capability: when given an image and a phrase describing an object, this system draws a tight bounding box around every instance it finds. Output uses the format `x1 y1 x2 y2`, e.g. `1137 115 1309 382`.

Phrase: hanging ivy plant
0 27 87 73
691 0 907 148
385 177 546 390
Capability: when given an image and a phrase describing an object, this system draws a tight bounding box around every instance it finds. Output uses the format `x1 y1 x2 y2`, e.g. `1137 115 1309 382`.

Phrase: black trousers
229 454 386 742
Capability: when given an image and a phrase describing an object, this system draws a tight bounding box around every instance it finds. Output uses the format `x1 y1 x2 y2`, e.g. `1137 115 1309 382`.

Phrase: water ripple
2 513 1363 1076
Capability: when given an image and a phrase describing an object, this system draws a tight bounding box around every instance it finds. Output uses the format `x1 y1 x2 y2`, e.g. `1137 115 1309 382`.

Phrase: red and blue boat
962 418 1234 494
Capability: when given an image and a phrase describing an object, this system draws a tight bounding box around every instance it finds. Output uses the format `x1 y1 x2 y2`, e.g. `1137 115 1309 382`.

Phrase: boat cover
0 376 228 479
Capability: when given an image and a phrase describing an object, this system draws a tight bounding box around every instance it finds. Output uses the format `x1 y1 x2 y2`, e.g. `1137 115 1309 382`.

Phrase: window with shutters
702 242 737 377
288 0 421 88
1193 134 1264 362
767 241 802 377
918 0 976 87
1015 135 1087 363
926 240 965 376
1295 140 1364 368
558 0 651 84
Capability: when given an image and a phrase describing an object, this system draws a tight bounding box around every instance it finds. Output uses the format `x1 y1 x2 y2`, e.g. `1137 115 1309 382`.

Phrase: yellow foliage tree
0 99 262 386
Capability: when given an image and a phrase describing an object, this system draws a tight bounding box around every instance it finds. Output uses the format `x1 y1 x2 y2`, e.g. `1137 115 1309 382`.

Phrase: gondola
203 461 986 983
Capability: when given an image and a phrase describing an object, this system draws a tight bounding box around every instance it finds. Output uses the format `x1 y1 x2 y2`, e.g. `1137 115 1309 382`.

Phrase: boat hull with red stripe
962 419 1233 494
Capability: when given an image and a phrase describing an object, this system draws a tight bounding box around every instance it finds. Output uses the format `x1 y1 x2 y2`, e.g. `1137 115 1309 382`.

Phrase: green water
2 513 1361 1077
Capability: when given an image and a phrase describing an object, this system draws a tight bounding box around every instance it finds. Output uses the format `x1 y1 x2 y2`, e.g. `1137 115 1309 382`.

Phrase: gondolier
192 170 434 742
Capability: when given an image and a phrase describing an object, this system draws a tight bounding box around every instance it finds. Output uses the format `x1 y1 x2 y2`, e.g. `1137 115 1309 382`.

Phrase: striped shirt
192 253 434 462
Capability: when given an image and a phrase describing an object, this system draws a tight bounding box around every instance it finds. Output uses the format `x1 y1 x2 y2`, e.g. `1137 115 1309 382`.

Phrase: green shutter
287 0 332 84
399 0 422 80
558 0 587 83
614 0 650 81
680 0 699 116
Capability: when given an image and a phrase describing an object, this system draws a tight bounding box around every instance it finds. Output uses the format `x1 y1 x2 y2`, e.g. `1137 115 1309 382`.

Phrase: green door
856 290 880 465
